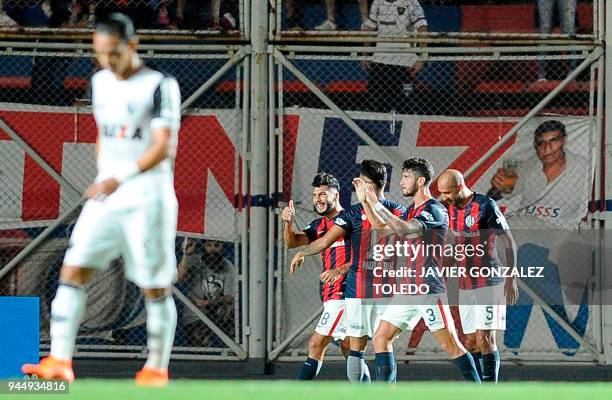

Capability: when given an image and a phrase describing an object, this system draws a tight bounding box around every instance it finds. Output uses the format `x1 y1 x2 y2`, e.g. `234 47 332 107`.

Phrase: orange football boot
22 356 74 382
135 367 169 387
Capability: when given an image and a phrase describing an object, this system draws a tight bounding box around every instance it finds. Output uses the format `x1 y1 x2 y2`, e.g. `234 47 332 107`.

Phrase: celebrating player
283 173 351 380
355 158 481 383
438 169 519 382
22 13 181 387
291 160 407 383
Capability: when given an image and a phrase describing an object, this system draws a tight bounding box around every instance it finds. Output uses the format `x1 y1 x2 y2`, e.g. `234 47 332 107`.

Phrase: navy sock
481 350 500 382
471 352 483 381
452 353 481 383
297 357 321 380
375 352 397 382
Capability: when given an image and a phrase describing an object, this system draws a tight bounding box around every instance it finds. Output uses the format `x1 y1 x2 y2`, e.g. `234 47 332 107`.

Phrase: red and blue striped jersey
447 193 509 290
303 216 350 302
334 199 407 299
401 198 449 294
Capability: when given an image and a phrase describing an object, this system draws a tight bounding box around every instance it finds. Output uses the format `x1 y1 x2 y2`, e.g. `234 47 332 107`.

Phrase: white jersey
91 67 181 208
501 151 591 228
368 0 427 67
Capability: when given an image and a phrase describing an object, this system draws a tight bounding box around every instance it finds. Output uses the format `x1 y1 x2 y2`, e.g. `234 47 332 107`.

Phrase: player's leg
22 266 95 381
372 321 401 382
424 298 481 382
345 298 373 383
474 285 506 382
476 329 499 382
298 299 346 379
297 332 333 380
135 286 177 386
459 289 483 380
373 298 413 382
339 337 351 359
124 198 178 386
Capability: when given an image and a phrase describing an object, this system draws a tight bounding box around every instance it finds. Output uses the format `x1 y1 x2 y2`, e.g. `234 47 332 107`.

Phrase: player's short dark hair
311 172 340 190
534 120 566 140
402 158 434 184
360 159 387 189
95 13 136 43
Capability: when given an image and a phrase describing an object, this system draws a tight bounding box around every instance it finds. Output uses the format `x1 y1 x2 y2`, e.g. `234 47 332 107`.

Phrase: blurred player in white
284 173 351 380
22 13 181 387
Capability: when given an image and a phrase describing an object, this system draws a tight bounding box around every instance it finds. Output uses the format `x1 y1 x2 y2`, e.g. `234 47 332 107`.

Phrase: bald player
438 169 519 383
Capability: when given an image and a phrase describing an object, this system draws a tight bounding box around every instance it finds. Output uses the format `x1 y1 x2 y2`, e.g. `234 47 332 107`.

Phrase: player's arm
489 199 519 304
499 229 519 305
359 181 422 237
320 262 351 284
289 225 346 274
282 200 310 249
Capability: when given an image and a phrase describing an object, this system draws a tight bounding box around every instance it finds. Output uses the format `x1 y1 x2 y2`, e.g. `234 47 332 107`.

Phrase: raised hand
282 199 296 223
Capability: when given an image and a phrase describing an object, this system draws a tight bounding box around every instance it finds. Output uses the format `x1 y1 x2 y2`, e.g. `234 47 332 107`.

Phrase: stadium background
0 0 611 382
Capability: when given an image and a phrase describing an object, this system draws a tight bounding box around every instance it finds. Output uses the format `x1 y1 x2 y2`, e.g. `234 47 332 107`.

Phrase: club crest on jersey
335 217 347 226
465 215 475 227
397 7 406 15
420 211 434 222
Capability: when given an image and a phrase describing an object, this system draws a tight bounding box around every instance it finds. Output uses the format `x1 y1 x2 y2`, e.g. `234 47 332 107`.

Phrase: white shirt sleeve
409 0 428 31
151 76 181 132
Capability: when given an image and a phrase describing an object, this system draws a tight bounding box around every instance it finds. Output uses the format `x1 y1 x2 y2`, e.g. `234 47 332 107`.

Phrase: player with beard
283 172 351 380
355 158 481 383
290 160 407 383
438 169 518 382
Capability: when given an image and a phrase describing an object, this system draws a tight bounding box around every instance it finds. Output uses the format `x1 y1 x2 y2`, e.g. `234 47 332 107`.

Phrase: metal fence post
248 0 269 374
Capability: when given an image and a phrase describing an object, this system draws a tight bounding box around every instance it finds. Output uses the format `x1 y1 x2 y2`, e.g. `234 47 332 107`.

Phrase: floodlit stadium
0 0 611 398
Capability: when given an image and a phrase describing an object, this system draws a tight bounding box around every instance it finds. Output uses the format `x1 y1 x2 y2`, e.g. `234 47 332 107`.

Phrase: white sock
50 283 87 361
144 295 177 370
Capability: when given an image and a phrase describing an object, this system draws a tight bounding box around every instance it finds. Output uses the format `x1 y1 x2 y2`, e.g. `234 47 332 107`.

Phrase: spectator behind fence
364 0 427 113
536 0 577 80
178 238 236 347
177 0 238 30
314 0 371 31
488 120 590 228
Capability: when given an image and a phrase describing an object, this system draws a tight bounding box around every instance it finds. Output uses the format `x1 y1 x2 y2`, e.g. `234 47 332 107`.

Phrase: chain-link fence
275 0 598 40
268 44 604 362
0 42 249 360
1 0 245 34
0 1 608 368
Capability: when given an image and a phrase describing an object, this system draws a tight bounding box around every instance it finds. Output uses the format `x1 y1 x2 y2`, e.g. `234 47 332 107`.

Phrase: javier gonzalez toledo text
367 241 544 296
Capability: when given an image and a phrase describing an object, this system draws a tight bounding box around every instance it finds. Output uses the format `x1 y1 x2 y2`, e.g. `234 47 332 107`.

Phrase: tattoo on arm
376 208 422 237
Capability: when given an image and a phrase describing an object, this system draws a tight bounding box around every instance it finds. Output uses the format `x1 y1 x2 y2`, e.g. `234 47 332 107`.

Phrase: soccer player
438 169 519 382
283 173 350 380
291 160 407 383
22 13 181 387
355 158 481 383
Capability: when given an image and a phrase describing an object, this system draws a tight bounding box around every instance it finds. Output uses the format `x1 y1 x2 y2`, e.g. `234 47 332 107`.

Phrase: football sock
375 352 397 382
482 350 500 382
297 357 322 380
471 352 483 381
362 363 371 383
452 352 482 382
50 282 87 361
145 294 177 370
347 350 369 383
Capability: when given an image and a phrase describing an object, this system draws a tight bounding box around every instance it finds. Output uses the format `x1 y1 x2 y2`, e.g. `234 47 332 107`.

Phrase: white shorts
64 196 178 288
459 284 507 334
345 297 390 338
315 300 346 340
382 292 455 333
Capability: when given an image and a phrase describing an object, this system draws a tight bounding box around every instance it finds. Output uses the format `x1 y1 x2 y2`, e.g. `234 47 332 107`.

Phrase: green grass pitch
7 380 612 400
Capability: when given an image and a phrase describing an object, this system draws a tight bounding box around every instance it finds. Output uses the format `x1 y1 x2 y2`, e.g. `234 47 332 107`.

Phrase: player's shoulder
335 203 362 225
381 198 407 213
91 68 113 85
473 192 496 208
422 198 448 218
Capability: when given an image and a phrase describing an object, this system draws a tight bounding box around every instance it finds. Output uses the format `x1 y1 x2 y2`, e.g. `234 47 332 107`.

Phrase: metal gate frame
266 41 607 363
0 41 251 360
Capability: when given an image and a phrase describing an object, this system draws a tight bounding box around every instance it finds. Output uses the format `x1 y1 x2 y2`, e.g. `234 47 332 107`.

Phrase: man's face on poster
535 129 566 166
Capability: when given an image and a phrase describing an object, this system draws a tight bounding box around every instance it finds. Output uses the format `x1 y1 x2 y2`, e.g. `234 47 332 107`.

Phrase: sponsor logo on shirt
421 211 434 222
